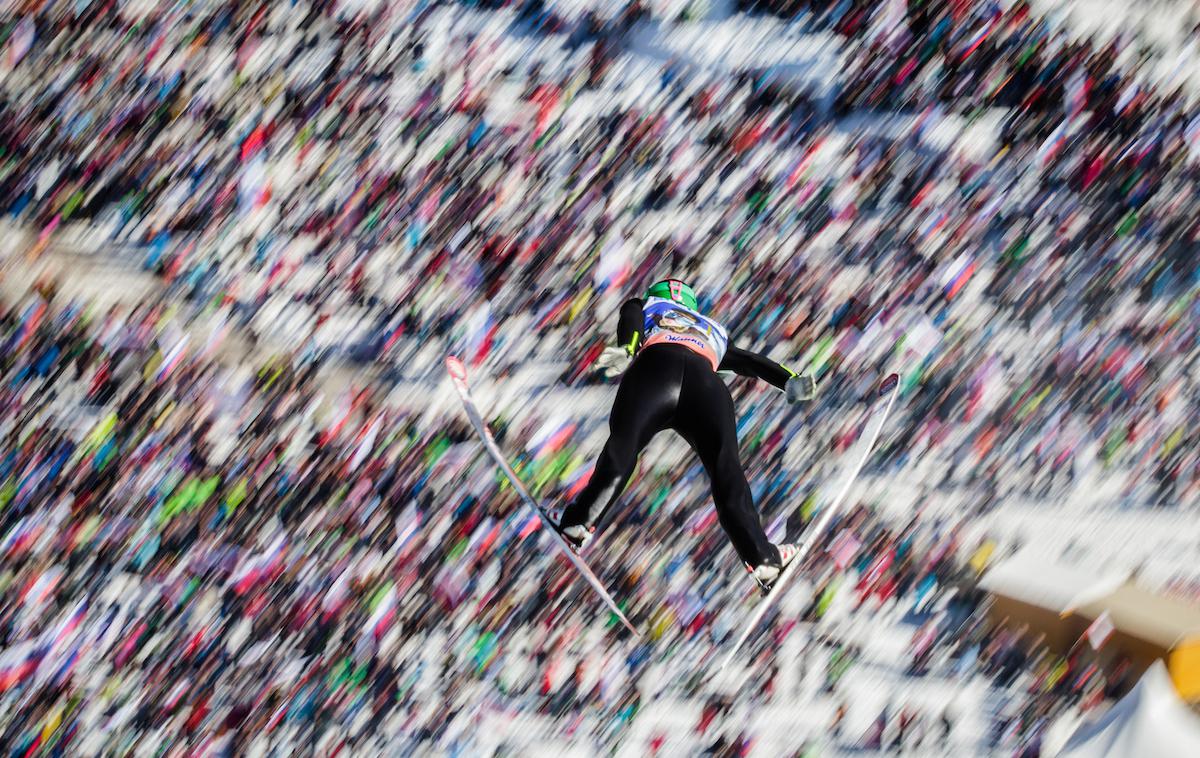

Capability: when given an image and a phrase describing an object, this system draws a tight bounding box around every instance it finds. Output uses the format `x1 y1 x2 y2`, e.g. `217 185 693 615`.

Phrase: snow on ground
1032 0 1200 92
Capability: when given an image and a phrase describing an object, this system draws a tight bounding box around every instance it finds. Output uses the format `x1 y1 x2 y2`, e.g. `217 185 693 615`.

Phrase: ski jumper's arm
616 298 644 355
718 345 797 391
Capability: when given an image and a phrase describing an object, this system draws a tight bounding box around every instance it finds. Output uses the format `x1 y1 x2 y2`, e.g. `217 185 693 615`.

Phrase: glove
596 345 633 378
786 371 817 404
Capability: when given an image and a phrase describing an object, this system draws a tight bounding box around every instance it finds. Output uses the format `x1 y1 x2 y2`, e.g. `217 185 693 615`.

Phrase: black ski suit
560 297 795 567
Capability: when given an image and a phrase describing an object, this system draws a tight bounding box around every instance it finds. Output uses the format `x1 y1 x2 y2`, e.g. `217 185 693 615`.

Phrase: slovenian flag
941 252 975 300
1 517 35 555
21 566 63 606
0 642 37 692
1037 118 1072 167
48 600 87 650
34 600 88 688
156 334 189 383
461 301 494 365
533 290 572 330
7 17 34 69
959 12 1000 63
394 510 422 550
920 210 948 241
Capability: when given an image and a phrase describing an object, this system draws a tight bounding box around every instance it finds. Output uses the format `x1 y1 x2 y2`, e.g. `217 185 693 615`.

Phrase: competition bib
642 297 729 369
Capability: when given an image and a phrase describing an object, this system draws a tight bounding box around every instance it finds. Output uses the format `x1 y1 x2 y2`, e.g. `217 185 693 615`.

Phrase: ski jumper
560 296 797 567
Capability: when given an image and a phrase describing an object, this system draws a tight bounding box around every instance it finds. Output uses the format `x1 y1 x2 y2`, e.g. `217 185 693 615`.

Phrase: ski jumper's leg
673 352 780 568
560 346 681 531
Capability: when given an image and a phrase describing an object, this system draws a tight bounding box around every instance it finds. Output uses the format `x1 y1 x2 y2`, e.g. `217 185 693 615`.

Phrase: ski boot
548 507 595 553
748 543 799 595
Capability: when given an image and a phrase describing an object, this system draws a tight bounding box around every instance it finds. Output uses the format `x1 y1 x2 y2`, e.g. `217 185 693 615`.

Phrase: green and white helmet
645 279 698 310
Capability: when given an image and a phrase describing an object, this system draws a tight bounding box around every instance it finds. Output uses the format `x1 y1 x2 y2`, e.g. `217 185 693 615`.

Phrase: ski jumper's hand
786 372 817 403
596 345 633 378
596 297 645 378
718 343 818 402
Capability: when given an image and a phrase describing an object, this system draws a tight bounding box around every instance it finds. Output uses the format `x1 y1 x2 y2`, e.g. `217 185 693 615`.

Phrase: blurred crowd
0 283 1110 755
4 0 1200 503
2 0 1200 753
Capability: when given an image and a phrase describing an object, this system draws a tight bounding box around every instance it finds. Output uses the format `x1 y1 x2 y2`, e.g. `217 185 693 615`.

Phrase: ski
445 356 640 637
718 372 902 671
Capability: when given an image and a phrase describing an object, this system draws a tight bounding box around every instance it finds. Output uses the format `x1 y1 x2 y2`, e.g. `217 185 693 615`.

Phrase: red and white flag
347 411 385 472
1085 610 1115 650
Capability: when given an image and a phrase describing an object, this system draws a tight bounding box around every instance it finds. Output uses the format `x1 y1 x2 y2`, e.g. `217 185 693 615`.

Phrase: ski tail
718 372 903 672
445 356 639 637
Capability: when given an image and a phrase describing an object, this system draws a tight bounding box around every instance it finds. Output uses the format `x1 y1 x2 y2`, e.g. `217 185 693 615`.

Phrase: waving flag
0 642 37 692
230 535 287 594
7 17 35 69
366 582 397 639
348 411 386 472
1037 118 1072 167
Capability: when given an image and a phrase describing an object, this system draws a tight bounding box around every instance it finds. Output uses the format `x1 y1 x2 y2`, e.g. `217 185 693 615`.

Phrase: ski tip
445 355 467 381
878 372 899 396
